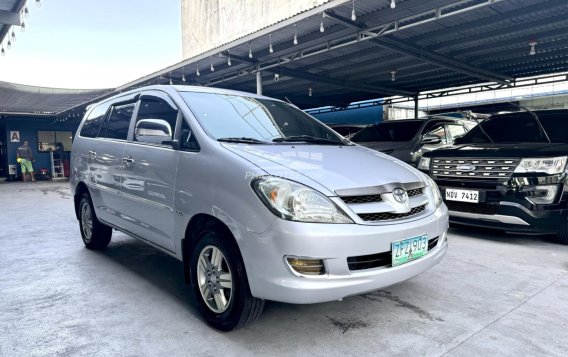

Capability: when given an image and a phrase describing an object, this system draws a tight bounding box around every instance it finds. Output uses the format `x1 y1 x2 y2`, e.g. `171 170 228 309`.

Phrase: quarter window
447 124 467 140
80 104 109 138
425 125 448 144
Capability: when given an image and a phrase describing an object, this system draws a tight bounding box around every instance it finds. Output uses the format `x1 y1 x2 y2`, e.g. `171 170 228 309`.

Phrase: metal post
414 94 419 118
256 71 263 95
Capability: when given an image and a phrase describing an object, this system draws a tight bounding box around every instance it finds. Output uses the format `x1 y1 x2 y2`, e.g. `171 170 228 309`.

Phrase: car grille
431 158 520 181
340 188 423 204
358 204 426 222
446 201 498 215
347 237 439 271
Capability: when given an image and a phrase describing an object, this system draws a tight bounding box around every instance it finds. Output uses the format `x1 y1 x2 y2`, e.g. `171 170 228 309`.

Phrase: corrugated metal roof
0 0 24 44
0 81 111 115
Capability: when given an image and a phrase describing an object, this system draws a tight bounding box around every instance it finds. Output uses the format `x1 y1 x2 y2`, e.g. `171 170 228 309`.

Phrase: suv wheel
79 193 112 250
557 220 568 245
190 226 264 331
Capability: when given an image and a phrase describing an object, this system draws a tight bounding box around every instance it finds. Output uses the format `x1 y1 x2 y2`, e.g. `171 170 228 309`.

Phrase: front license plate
445 188 479 203
392 235 428 267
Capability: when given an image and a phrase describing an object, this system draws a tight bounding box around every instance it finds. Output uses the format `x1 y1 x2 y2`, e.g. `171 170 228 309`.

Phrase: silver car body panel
70 85 449 304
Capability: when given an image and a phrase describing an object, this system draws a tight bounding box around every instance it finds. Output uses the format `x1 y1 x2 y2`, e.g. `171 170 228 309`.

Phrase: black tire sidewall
190 229 249 331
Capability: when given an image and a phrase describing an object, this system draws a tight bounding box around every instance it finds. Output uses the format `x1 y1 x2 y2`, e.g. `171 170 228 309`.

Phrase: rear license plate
392 235 428 267
445 188 479 203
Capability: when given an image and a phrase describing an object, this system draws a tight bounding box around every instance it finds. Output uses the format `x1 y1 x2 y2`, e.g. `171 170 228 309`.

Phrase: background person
16 140 36 182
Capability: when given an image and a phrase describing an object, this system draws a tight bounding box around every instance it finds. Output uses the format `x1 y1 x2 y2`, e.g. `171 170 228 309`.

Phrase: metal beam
271 67 416 97
325 10 512 86
0 10 21 26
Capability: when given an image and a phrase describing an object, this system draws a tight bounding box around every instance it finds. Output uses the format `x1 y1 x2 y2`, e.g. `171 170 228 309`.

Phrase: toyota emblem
393 188 408 203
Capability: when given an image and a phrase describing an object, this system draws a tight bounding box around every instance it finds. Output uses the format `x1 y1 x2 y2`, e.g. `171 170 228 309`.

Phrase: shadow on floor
448 224 558 246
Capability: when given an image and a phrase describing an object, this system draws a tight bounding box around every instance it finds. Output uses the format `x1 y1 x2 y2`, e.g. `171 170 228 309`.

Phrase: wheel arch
181 213 240 285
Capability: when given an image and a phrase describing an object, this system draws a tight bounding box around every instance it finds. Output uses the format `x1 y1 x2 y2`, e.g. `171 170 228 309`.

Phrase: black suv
419 110 568 244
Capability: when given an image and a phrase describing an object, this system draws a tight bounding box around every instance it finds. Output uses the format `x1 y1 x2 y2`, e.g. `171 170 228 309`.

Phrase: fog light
522 185 559 205
286 257 325 275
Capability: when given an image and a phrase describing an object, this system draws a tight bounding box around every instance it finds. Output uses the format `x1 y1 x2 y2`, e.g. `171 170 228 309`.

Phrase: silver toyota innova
70 85 448 331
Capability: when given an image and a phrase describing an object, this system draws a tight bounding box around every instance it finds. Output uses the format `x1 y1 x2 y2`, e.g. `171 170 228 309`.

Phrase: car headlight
514 156 567 175
418 157 431 171
425 175 443 208
252 176 353 224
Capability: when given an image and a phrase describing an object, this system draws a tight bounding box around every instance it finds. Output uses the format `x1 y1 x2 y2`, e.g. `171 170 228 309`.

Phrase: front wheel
190 227 264 331
79 193 112 250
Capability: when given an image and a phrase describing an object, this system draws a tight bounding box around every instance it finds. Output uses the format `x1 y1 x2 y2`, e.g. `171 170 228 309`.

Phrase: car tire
79 193 112 250
190 225 264 331
556 221 568 245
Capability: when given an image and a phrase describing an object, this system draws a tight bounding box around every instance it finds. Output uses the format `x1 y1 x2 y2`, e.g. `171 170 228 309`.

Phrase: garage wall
3 116 78 177
182 0 332 59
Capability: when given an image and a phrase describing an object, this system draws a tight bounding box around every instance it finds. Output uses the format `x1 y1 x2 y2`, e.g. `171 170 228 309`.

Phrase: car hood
423 143 568 158
222 143 424 196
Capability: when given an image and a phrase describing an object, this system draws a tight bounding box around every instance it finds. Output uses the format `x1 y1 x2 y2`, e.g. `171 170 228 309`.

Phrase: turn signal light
286 257 325 275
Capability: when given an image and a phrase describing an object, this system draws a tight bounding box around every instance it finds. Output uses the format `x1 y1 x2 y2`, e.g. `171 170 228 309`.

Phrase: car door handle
123 157 134 167
88 150 97 159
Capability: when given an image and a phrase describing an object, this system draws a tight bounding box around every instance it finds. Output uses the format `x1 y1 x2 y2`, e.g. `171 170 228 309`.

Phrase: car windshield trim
272 135 347 145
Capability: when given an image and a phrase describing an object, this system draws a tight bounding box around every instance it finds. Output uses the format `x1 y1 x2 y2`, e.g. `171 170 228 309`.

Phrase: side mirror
453 136 465 145
135 119 172 145
421 135 442 145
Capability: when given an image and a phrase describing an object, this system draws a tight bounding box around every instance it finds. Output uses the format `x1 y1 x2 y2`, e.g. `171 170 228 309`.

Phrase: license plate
392 235 428 267
445 188 479 203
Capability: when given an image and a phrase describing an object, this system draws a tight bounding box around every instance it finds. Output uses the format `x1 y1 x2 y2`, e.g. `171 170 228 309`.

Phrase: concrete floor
1 181 567 357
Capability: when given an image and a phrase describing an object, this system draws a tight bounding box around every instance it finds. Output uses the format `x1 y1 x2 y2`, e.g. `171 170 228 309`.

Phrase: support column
256 71 263 95
414 94 419 118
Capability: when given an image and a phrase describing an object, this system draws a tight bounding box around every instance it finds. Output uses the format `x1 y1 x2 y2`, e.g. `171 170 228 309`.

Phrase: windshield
180 92 346 144
351 121 423 142
459 111 566 144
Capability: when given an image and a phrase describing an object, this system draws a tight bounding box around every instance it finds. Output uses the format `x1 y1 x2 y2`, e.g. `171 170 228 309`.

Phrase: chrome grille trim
431 158 520 180
358 204 427 222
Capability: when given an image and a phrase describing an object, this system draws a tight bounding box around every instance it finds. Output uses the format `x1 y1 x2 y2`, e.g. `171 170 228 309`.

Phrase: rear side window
80 104 109 138
98 103 135 140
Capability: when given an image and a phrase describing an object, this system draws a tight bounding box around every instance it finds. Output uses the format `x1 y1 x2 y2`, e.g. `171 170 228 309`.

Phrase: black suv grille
347 237 439 271
446 201 498 215
431 158 520 180
358 204 426 222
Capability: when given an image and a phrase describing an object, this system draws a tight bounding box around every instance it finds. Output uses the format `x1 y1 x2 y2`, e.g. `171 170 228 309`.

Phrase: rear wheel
79 193 112 250
189 226 264 331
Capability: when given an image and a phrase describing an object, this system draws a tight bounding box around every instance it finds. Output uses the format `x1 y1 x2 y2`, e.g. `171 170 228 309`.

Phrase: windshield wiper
272 135 346 145
217 137 268 144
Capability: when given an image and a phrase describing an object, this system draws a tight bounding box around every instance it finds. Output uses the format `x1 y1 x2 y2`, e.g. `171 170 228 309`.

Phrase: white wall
182 0 332 59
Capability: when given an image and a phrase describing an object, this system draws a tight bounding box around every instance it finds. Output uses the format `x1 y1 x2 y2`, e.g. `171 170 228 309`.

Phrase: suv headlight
514 156 567 175
252 176 353 224
418 157 431 171
425 175 443 208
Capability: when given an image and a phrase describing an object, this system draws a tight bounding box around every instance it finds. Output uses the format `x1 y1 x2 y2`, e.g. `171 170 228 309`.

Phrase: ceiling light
528 41 538 56
269 34 274 53
24 7 30 19
351 1 357 21
320 13 325 33
227 50 232 66
293 24 298 45
182 73 186 82
248 42 253 58
308 87 313 97
391 70 397 81
1 46 5 57
196 63 200 76
390 0 396 9
274 73 280 81
210 57 215 72
11 29 16 41
7 40 11 49
36 0 41 8
20 22 26 32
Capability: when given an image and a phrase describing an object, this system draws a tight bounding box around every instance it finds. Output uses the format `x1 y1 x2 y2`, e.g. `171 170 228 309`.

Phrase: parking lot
1 181 567 357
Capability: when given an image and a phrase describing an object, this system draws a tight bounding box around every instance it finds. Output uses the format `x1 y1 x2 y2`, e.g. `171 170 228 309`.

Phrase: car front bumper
241 205 449 304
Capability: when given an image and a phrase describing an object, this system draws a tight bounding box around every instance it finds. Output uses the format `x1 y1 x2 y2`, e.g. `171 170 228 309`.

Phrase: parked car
351 116 476 166
418 109 568 244
70 85 448 331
